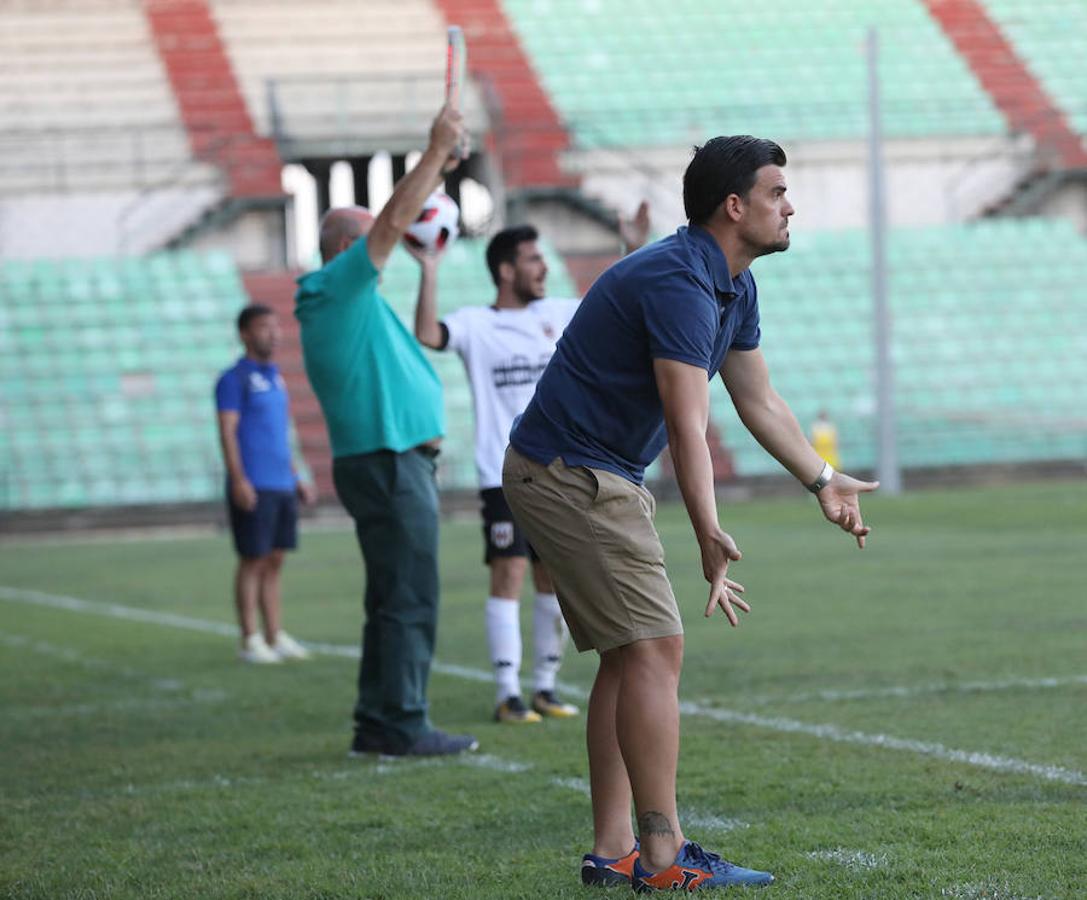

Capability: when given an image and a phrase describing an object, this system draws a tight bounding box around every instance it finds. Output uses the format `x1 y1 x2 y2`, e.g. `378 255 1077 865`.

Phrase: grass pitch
1 480 1085 899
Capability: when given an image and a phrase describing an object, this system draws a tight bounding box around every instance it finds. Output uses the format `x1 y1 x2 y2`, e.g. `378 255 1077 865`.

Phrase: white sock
533 592 567 694
485 597 522 704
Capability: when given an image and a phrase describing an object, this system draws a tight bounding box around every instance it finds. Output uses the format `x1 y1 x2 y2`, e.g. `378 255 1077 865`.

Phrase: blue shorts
228 489 298 559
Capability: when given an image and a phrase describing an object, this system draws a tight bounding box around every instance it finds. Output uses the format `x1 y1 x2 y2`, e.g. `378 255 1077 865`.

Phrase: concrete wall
567 134 1041 235
1034 178 1087 233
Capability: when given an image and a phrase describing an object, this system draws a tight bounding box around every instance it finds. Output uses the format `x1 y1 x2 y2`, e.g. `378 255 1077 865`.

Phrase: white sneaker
272 630 310 661
239 633 281 664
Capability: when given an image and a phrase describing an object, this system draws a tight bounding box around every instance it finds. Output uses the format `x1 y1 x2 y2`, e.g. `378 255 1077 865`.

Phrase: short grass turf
1 480 1084 899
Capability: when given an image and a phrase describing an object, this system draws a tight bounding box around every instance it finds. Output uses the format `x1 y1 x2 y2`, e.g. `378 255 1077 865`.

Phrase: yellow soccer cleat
532 690 580 719
494 695 543 724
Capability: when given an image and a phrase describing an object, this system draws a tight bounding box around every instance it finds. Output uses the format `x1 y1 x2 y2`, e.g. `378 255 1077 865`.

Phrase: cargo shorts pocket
582 468 665 567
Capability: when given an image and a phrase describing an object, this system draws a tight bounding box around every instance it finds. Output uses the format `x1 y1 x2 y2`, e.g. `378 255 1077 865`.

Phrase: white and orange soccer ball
404 191 460 252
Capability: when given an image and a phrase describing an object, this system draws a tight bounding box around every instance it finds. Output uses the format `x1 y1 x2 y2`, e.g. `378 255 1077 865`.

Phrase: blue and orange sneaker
632 841 773 892
581 842 640 887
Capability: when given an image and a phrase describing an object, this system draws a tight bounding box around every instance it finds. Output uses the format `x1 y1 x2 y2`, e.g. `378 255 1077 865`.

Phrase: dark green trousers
333 448 440 752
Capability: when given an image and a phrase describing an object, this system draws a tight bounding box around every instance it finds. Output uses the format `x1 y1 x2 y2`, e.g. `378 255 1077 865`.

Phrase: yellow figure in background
811 409 840 469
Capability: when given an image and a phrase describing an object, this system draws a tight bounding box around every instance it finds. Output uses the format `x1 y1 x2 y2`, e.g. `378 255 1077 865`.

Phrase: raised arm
720 348 878 547
654 358 750 625
405 241 448 350
366 105 465 271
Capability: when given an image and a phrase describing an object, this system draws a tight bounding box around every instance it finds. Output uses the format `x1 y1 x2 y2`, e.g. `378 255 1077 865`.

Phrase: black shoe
389 729 479 757
348 730 385 757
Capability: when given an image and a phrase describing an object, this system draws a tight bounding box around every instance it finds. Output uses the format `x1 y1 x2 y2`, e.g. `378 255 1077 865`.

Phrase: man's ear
722 193 744 223
498 260 515 284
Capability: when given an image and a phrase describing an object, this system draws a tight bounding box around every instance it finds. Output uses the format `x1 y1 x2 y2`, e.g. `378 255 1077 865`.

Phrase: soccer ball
404 191 460 252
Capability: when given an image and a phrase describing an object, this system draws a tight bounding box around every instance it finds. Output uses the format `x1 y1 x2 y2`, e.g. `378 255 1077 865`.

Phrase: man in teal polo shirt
295 104 477 757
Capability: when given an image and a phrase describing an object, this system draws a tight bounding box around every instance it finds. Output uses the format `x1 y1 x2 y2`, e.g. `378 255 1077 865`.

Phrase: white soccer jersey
443 297 580 489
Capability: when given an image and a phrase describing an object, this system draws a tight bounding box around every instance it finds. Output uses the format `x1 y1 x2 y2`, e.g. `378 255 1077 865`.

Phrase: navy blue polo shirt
510 225 760 484
215 357 296 491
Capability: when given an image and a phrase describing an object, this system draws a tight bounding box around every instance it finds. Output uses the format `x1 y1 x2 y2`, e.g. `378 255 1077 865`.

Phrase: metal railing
0 123 207 194
265 72 486 158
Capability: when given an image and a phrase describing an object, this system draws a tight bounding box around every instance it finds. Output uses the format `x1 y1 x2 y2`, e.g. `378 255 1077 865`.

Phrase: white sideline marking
741 674 1087 706
93 751 746 835
309 640 586 697
4 585 1086 787
0 586 236 637
806 848 887 870
550 776 591 795
940 880 1043 899
678 701 1087 786
462 753 532 774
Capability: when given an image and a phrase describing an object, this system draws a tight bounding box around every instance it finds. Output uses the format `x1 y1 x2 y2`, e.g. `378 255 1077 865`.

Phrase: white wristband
806 461 834 494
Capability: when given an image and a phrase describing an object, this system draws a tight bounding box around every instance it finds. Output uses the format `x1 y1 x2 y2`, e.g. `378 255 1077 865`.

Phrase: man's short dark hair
683 136 787 225
485 225 539 286
237 304 273 332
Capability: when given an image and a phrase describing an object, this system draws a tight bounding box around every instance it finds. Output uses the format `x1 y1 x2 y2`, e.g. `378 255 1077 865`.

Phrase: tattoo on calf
638 811 675 837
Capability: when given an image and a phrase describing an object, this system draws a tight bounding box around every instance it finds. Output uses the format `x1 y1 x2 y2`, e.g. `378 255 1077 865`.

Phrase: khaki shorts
502 446 682 653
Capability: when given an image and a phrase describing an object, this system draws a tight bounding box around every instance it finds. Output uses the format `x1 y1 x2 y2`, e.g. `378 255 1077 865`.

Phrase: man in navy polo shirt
503 136 879 891
216 304 316 664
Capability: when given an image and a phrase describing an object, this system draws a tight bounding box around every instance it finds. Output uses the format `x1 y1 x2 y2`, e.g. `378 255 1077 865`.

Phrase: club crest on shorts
490 521 515 549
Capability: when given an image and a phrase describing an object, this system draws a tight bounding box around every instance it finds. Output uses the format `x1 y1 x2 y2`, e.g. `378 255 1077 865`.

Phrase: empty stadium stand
0 238 580 510
923 0 1087 168
0 250 248 510
713 217 1087 476
145 0 284 197
982 0 1087 139
7 218 1082 512
0 0 214 194
433 0 574 187
501 0 1008 148
2 0 1085 518
209 0 488 160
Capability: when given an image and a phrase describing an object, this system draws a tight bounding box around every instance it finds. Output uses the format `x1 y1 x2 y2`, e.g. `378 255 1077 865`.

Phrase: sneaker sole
582 868 632 887
633 874 774 892
534 707 579 718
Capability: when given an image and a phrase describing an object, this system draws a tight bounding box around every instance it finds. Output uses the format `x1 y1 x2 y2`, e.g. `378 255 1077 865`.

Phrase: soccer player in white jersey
411 211 649 723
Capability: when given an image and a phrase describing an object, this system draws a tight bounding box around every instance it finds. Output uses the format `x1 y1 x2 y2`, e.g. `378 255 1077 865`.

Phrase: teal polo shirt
295 238 444 458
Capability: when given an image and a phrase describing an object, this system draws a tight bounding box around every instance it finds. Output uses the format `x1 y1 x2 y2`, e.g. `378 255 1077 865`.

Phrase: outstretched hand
816 472 880 548
698 529 750 626
619 200 650 253
428 104 467 173
402 237 447 268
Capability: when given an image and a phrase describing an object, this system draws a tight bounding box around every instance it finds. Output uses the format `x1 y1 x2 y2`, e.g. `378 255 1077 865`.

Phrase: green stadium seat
502 0 1007 147
717 217 1087 475
0 250 250 510
983 0 1087 135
